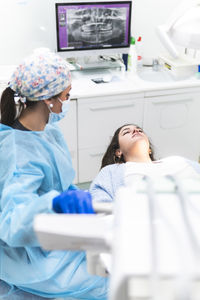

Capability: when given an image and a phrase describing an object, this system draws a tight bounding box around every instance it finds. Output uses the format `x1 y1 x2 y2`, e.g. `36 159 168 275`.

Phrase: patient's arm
186 158 200 174
89 164 125 203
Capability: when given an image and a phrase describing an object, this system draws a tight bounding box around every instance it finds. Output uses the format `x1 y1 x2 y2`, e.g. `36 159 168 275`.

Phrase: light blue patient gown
0 123 108 299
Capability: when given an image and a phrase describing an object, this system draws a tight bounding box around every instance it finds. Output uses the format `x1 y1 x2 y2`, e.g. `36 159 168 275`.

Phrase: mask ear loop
47 103 54 114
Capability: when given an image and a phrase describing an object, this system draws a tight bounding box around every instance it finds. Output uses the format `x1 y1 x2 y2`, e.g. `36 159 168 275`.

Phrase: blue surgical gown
0 123 108 299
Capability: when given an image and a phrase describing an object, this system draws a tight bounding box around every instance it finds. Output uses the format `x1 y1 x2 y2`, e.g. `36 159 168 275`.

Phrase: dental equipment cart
34 176 200 300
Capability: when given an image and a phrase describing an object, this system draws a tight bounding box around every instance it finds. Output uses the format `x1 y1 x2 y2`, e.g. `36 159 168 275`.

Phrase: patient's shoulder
100 163 125 174
93 163 125 184
90 163 125 197
160 156 188 163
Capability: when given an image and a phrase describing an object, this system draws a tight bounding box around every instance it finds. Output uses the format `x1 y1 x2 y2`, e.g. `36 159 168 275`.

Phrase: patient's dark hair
101 124 155 169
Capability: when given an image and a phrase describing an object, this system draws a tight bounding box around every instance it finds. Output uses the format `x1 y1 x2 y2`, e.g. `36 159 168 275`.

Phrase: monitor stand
72 68 112 83
67 56 124 72
69 56 124 83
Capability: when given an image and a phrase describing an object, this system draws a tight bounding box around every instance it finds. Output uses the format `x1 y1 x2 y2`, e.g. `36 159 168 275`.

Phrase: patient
90 123 200 202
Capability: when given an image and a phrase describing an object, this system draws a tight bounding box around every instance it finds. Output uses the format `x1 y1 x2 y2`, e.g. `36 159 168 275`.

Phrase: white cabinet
143 89 200 161
58 99 78 183
78 92 144 182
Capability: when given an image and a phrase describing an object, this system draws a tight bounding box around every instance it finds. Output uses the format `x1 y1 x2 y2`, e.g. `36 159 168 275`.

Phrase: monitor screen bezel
55 1 132 53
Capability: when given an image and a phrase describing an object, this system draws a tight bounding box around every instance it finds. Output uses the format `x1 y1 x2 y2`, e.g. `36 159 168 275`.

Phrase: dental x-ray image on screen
56 2 131 52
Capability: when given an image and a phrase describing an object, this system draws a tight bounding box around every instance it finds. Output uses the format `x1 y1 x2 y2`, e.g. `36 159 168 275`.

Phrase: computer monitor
55 1 132 58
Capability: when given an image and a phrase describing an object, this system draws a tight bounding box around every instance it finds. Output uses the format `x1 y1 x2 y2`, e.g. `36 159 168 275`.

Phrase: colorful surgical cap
9 48 71 101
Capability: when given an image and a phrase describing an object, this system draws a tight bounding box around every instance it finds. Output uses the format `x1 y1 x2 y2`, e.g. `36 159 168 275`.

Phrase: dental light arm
157 0 200 58
157 25 179 58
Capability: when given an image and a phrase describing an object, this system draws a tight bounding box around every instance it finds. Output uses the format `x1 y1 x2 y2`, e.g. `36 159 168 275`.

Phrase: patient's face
118 125 150 156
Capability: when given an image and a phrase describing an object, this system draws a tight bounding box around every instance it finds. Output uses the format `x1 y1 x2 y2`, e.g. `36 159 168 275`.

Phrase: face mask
48 97 70 124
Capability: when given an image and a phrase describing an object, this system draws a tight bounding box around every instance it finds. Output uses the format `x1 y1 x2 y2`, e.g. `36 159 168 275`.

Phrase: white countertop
0 65 200 98
71 68 200 99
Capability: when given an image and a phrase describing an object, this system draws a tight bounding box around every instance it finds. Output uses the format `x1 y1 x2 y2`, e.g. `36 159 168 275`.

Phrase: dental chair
34 175 200 300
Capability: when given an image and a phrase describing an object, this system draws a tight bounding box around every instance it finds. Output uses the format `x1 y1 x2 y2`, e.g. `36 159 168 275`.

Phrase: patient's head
101 124 155 169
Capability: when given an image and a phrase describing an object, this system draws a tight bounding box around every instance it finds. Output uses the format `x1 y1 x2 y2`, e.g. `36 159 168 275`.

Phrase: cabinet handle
90 152 104 157
89 102 135 111
151 98 191 105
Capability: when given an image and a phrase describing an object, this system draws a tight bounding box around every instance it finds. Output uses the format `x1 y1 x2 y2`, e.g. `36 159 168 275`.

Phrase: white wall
0 0 56 65
132 0 184 60
0 0 184 65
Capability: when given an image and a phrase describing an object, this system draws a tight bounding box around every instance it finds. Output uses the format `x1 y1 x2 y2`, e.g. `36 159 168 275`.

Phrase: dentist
0 49 108 299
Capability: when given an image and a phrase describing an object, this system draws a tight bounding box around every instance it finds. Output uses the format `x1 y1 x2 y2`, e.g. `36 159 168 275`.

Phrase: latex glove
52 190 95 214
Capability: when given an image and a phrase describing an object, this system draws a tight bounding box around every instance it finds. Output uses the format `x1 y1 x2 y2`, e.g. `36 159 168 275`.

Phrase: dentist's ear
44 99 54 108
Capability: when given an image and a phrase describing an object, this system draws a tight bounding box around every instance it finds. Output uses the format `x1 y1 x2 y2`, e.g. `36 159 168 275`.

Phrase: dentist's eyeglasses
57 93 70 103
65 93 70 101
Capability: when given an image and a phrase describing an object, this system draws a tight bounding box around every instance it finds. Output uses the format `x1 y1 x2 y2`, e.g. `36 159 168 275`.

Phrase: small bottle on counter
136 36 143 70
196 65 200 79
128 37 137 73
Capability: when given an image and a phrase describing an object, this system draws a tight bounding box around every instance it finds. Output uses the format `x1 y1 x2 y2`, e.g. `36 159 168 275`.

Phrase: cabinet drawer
78 146 107 183
78 95 144 149
143 93 200 160
58 100 78 183
69 150 78 184
59 99 77 150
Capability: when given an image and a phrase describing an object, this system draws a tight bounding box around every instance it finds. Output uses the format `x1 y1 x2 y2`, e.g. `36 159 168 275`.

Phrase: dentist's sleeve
0 167 59 248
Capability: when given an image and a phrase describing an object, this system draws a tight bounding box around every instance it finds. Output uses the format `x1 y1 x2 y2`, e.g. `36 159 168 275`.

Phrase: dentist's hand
52 190 95 214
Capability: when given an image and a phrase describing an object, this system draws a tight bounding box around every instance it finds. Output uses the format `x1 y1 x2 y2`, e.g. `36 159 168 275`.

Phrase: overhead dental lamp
156 0 200 78
157 0 200 58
